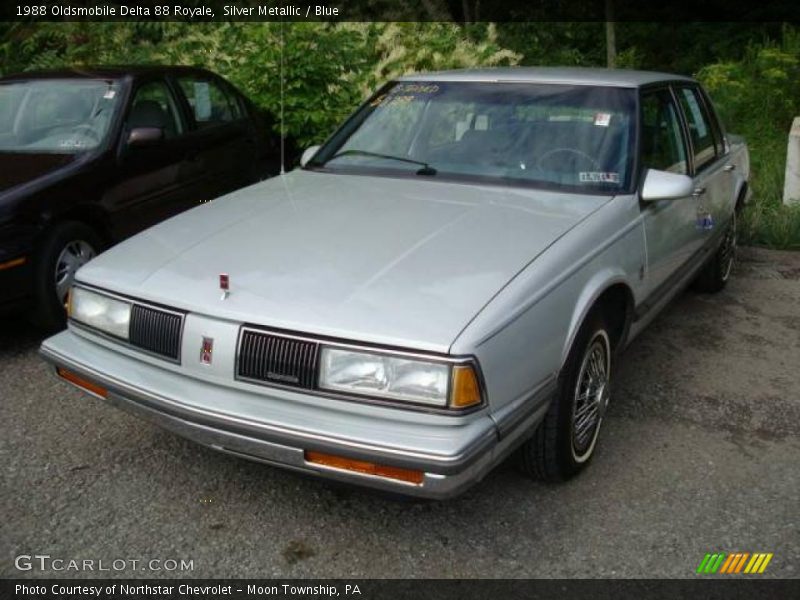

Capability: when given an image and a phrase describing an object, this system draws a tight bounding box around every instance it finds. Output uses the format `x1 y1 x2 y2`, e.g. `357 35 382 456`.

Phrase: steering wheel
536 147 600 172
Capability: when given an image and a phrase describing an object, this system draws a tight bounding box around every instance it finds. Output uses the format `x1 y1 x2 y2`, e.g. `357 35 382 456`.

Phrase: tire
31 221 102 331
519 311 613 481
692 210 736 294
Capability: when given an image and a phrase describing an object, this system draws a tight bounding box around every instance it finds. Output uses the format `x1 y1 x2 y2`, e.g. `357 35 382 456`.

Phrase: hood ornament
220 273 230 300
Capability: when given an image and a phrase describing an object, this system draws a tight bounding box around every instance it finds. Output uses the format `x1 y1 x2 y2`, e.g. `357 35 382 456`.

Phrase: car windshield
0 79 121 154
311 81 637 193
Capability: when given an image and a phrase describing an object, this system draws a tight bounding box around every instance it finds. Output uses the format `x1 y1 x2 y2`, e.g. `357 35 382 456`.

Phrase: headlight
69 286 131 339
319 347 482 409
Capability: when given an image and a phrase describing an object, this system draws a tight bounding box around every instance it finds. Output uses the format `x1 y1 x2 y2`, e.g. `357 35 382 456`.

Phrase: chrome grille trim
238 328 319 389
129 304 183 362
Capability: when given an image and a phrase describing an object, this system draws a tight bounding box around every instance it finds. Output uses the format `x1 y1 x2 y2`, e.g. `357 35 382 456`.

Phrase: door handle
723 164 736 171
692 187 706 197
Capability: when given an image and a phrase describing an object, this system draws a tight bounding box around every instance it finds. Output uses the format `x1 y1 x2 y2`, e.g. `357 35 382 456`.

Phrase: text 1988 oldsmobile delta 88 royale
41 68 750 498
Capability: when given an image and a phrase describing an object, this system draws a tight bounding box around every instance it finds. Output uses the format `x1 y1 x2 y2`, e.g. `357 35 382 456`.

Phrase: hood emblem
200 337 214 365
220 273 230 300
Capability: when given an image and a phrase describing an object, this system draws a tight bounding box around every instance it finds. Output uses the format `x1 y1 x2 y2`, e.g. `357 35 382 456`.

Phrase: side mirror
300 145 321 167
127 127 164 147
641 169 694 202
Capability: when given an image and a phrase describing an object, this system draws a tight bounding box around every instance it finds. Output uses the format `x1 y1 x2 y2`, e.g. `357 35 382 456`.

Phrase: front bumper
40 329 544 499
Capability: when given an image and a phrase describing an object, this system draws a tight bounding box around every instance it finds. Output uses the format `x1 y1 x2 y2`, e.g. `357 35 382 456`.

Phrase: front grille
129 304 183 361
238 329 319 389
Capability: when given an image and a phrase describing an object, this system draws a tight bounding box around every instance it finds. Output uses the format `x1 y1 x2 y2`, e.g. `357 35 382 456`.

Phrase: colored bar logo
697 552 773 574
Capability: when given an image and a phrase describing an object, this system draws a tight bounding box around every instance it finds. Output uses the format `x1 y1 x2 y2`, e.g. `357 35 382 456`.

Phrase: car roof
0 65 216 82
397 67 696 88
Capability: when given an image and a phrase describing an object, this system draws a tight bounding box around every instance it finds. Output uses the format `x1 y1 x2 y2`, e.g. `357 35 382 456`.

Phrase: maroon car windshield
0 79 121 154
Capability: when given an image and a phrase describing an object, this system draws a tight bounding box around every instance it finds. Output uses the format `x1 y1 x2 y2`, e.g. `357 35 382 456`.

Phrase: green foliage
1 20 799 247
496 22 605 67
0 22 519 147
697 26 800 249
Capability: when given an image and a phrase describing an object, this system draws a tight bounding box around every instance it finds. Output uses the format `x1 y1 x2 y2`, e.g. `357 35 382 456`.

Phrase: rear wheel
519 311 612 481
31 221 101 331
692 211 736 293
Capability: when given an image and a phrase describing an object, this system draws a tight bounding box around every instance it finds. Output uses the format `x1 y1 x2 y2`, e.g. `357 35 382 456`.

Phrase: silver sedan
41 68 750 498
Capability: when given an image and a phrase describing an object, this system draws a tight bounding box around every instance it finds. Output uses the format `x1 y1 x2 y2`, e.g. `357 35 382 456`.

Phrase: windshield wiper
326 149 437 176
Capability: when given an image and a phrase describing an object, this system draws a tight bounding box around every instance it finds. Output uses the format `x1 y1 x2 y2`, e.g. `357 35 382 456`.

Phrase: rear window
177 77 243 127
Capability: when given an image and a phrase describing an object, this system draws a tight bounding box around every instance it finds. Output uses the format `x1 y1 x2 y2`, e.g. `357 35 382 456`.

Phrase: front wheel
519 312 612 481
31 221 101 331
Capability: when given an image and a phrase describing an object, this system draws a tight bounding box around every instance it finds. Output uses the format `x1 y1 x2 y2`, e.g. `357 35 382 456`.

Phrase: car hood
77 171 609 352
0 152 78 193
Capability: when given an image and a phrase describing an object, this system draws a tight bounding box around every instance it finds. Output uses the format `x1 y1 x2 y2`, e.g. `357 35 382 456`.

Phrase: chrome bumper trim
40 340 553 499
40 345 513 499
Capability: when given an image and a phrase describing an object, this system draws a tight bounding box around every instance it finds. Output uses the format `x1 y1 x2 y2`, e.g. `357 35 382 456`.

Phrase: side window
127 81 183 139
177 78 242 127
640 90 688 175
676 87 719 172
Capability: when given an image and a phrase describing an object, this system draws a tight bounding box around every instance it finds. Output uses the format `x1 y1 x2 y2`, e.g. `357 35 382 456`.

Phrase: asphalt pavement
1 247 798 579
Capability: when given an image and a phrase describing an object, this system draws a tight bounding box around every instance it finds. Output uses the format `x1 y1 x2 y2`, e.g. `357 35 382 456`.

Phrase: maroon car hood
0 153 77 193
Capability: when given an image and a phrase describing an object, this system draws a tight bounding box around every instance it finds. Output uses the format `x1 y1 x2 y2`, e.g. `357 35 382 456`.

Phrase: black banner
1 0 799 22
2 579 800 600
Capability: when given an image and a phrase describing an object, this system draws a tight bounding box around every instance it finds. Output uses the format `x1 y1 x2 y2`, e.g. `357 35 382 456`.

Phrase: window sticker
369 83 440 108
59 139 86 148
594 112 612 127
103 89 116 99
579 171 619 183
394 83 439 94
193 81 212 120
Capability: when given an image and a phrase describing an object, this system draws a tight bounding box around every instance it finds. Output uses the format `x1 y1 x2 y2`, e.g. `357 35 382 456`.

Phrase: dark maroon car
0 66 283 329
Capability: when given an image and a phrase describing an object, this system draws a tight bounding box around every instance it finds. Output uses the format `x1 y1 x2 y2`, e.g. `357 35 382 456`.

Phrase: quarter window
640 90 687 175
676 87 719 171
177 78 242 127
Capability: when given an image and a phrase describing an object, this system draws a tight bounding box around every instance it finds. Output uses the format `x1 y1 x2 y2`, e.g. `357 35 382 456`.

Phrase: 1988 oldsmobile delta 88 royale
41 68 750 498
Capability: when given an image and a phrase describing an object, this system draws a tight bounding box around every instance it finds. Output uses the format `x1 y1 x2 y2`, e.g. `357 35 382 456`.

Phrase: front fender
451 195 645 417
560 270 633 368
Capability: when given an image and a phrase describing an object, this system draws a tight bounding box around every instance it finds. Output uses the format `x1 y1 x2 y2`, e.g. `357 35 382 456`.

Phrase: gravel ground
1 247 798 579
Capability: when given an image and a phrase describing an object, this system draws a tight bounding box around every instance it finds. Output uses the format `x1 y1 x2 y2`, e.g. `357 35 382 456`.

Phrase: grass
738 132 800 250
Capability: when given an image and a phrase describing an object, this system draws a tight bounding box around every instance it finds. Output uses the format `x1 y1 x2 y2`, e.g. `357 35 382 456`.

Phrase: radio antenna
279 18 286 175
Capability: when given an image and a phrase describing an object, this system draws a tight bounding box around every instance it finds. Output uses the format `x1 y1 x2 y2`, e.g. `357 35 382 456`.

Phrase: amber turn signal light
449 365 482 409
305 451 424 485
0 256 26 271
57 368 108 398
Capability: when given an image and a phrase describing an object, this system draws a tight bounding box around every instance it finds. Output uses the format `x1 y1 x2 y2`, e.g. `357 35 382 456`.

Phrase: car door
638 87 696 299
172 74 259 200
673 84 733 239
104 76 199 239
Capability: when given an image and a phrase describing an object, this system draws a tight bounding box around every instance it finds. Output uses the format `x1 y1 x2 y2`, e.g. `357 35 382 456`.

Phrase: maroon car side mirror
127 127 164 147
